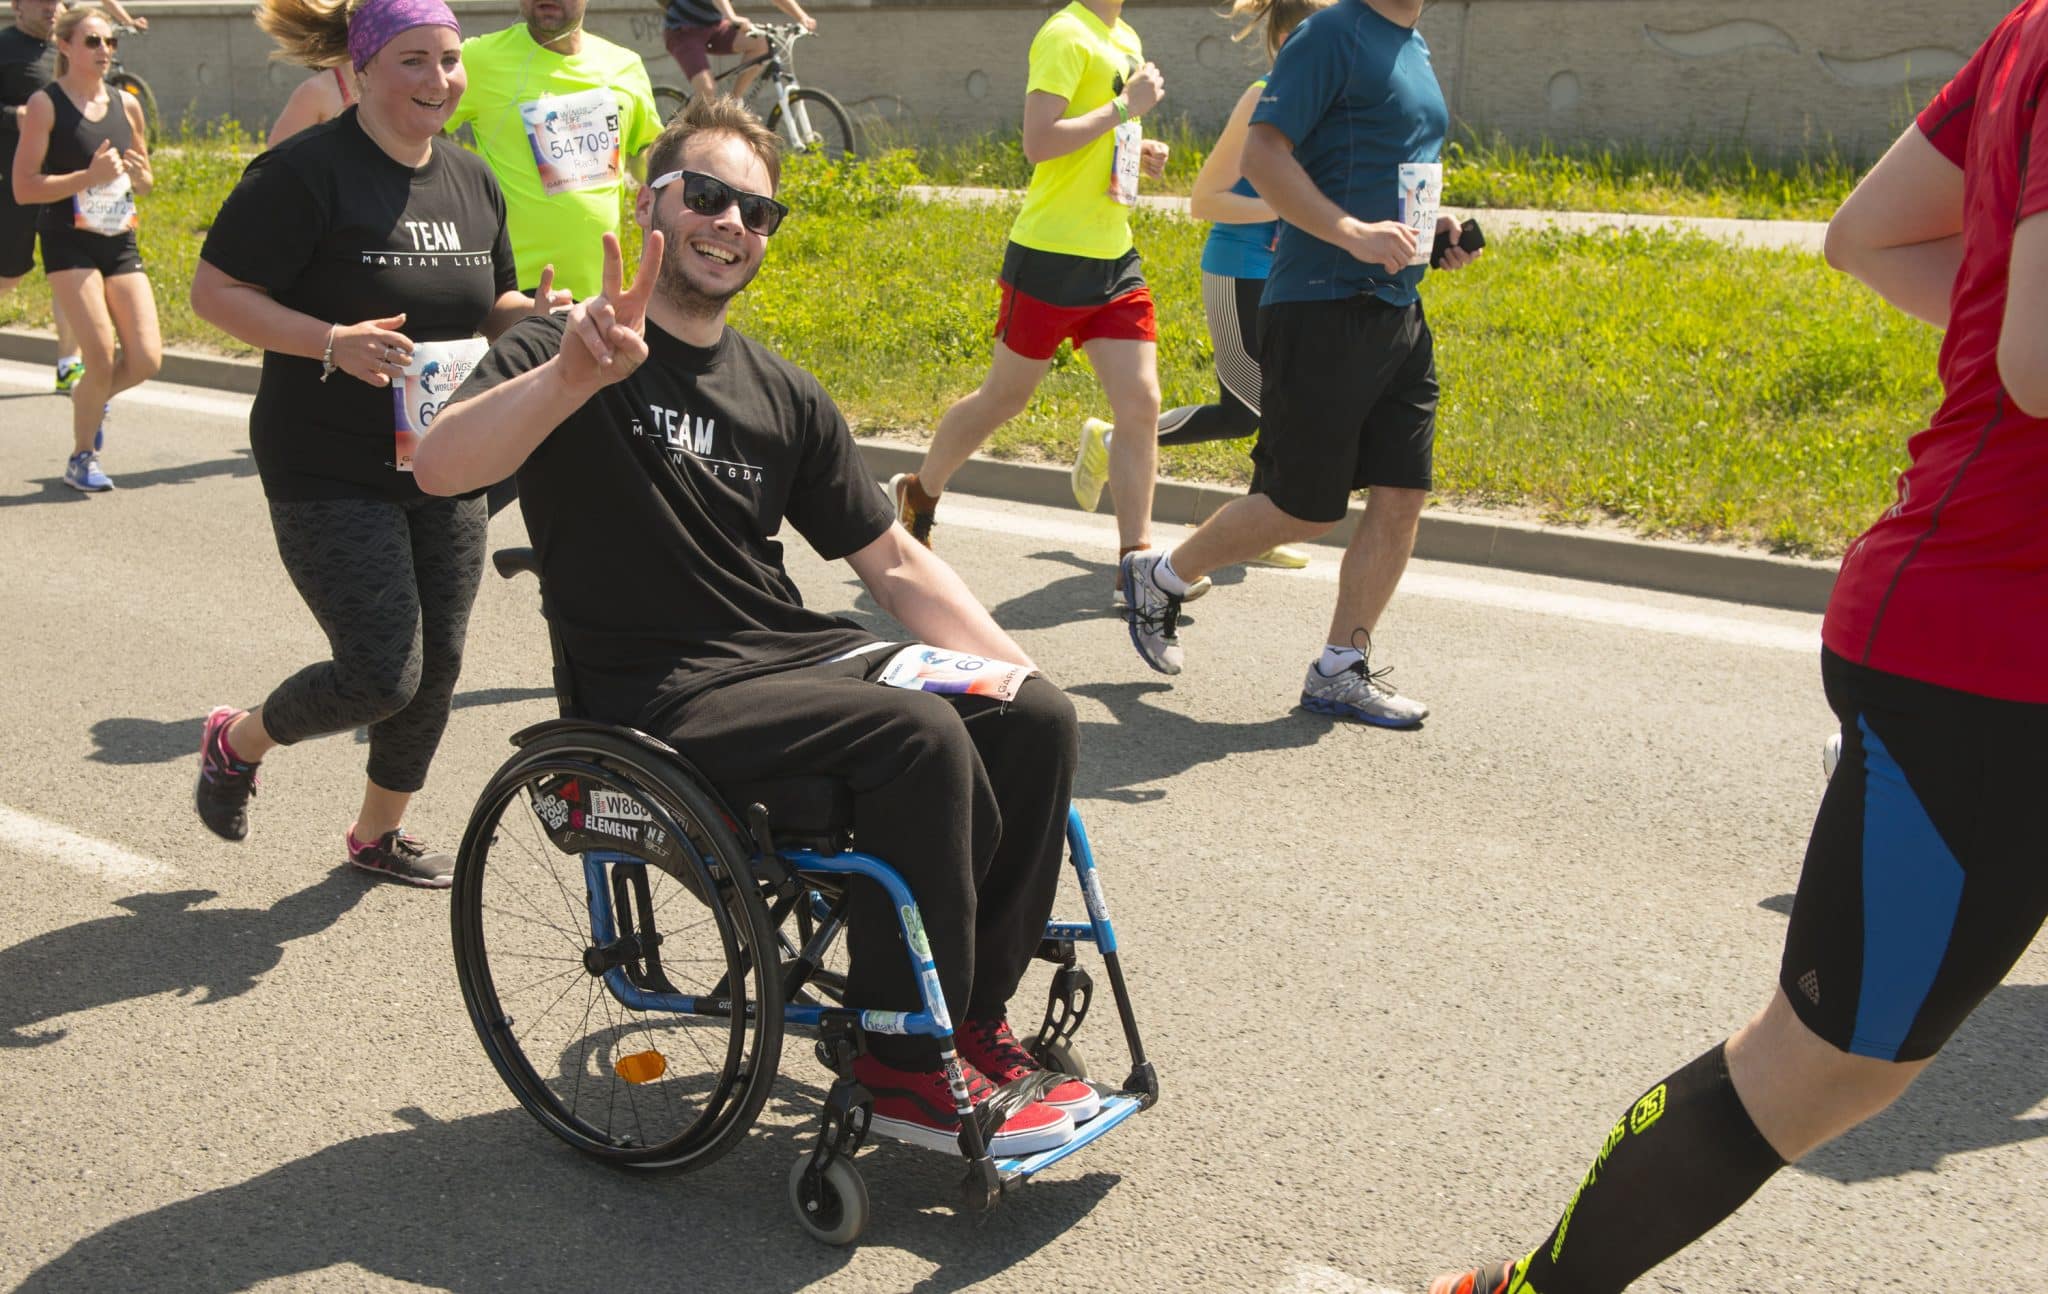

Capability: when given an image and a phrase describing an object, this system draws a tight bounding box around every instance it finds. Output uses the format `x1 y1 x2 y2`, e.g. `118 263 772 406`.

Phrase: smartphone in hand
1431 218 1486 268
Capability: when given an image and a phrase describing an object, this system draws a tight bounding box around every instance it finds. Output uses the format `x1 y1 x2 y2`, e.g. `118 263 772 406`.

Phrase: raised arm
415 232 662 495
1188 82 1272 225
1824 125 1965 328
845 526 1038 671
1020 60 1161 166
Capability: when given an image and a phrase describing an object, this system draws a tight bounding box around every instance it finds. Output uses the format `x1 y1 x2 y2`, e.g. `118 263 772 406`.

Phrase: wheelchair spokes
452 741 783 1170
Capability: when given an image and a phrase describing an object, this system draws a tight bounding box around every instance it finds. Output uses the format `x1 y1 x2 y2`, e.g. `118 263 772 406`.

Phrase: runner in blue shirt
1116 0 1481 722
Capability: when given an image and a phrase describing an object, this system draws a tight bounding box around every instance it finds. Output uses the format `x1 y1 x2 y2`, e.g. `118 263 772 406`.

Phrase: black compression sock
1512 1042 1786 1294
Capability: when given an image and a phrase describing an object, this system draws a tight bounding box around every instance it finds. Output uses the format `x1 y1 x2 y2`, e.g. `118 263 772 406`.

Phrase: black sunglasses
82 33 118 50
650 168 789 237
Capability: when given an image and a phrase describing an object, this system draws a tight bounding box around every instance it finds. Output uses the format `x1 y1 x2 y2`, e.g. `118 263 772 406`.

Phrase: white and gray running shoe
1300 652 1428 728
1119 550 1185 675
1110 570 1210 612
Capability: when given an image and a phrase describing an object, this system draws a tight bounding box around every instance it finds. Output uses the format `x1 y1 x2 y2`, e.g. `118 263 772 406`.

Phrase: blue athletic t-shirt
1252 0 1448 306
1200 78 1280 281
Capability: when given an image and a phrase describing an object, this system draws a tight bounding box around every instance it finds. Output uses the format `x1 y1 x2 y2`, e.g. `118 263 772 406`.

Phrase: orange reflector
614 1050 667 1084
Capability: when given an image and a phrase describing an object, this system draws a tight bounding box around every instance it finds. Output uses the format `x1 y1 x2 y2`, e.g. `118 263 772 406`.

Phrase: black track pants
261 494 487 794
652 657 1080 1067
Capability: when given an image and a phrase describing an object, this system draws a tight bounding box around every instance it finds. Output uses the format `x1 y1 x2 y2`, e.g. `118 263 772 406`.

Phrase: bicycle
652 22 857 160
104 24 157 145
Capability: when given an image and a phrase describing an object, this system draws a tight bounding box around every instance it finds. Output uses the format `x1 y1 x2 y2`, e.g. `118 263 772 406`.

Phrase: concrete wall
111 0 2012 155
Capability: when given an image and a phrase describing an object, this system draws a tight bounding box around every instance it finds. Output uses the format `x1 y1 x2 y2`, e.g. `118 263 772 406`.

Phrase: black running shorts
1250 294 1438 523
40 227 142 278
1779 650 2048 1062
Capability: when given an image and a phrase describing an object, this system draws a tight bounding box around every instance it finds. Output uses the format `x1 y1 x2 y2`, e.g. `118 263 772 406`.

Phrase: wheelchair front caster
1030 1037 1088 1080
789 1154 869 1246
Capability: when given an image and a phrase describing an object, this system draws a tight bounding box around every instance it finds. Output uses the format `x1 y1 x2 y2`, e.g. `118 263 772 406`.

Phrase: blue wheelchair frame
576 802 1154 1183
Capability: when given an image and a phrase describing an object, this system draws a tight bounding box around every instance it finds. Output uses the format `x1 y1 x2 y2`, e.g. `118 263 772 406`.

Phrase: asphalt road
2 362 2042 1293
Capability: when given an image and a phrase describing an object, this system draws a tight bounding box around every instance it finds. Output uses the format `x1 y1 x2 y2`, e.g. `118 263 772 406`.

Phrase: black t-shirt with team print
450 313 897 725
201 107 517 501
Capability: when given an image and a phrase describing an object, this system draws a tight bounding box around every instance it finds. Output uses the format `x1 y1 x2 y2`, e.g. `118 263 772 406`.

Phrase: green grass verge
874 118 1866 221
0 138 1933 555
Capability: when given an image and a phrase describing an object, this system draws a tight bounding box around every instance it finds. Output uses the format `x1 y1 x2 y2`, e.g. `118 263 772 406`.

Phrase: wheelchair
451 548 1159 1244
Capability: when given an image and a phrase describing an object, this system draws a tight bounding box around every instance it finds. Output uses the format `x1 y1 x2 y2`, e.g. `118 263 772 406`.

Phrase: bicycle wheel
769 88 857 160
653 84 690 126
452 729 783 1170
107 73 156 146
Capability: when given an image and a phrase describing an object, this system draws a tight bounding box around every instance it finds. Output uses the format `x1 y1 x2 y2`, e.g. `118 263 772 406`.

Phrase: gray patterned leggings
261 494 488 793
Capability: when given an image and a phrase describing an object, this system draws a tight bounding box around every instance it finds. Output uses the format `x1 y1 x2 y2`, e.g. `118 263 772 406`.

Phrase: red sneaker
1428 1261 1522 1294
852 1052 1074 1156
958 1017 1102 1124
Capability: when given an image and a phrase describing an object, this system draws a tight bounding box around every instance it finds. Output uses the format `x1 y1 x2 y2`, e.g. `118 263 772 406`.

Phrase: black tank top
38 82 133 234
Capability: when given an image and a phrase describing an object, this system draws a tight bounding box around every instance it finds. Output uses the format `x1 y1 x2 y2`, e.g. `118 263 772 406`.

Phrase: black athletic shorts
1249 294 1437 523
1779 650 2048 1062
0 182 39 279
40 227 142 278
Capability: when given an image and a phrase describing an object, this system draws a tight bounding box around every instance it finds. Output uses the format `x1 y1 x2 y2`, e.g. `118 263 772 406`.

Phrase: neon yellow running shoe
54 357 84 392
1071 417 1111 512
1249 543 1311 569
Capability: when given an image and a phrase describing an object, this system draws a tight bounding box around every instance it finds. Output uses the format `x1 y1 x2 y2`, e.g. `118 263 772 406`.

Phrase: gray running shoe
1300 652 1428 728
1119 550 1185 674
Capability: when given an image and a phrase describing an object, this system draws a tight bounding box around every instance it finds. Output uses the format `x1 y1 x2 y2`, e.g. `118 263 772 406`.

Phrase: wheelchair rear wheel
453 730 784 1170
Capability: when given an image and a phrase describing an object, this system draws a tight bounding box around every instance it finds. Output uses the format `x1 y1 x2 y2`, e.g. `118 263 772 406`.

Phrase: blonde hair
1226 0 1335 62
646 94 784 191
52 6 112 77
254 0 364 69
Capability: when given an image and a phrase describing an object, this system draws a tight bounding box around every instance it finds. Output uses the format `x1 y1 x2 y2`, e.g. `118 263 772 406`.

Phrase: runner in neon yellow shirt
445 0 661 300
892 0 1172 623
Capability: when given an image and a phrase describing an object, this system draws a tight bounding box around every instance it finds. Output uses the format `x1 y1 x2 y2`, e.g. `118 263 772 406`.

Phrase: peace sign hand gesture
556 231 664 395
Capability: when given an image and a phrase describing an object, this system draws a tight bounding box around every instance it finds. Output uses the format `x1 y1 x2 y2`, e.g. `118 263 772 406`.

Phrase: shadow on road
1754 893 2048 1182
0 868 370 1047
17 1080 1118 1292
0 450 258 507
90 687 557 765
1069 680 1333 802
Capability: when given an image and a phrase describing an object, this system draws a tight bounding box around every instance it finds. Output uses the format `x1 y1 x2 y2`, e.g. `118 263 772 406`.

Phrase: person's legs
729 31 772 98
1438 655 2048 1294
48 268 112 455
1325 484 1425 645
354 493 487 825
101 267 163 400
917 340 1052 498
1080 335 1160 553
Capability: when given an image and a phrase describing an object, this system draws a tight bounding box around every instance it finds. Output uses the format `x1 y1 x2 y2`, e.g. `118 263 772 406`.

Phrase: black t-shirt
200 107 518 501
450 314 898 725
0 25 56 195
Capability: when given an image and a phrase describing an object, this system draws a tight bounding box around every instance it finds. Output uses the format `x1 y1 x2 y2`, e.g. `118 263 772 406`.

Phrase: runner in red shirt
1429 5 2048 1291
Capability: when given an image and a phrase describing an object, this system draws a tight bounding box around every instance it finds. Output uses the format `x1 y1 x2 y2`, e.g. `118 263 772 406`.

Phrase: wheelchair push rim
451 736 784 1170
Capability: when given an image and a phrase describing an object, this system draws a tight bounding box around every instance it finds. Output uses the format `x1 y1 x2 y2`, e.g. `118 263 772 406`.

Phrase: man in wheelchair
413 96 1096 1157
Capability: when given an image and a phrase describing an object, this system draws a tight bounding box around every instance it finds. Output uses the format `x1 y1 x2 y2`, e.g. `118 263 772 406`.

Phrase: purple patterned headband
347 0 460 72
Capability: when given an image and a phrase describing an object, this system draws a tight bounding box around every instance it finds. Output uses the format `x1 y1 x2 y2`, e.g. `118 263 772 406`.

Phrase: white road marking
0 359 253 419
1280 1264 1406 1294
932 501 1822 654
0 804 177 881
0 357 1818 652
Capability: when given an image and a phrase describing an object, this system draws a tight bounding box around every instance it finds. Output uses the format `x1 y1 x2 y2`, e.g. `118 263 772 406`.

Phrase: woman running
1070 0 1331 569
10 4 162 493
188 0 563 886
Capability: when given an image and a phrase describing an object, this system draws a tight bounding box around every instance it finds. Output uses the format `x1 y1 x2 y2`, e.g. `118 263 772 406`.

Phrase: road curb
1 325 1835 613
0 326 260 394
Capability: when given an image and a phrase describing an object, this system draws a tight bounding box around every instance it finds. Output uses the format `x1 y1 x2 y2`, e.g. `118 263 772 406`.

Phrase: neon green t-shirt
444 25 662 299
1009 2 1143 260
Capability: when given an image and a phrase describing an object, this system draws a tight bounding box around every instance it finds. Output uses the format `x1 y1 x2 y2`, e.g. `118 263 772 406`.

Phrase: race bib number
1107 119 1142 207
521 89 624 196
878 645 1033 703
74 173 137 236
391 337 488 471
1397 162 1442 267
